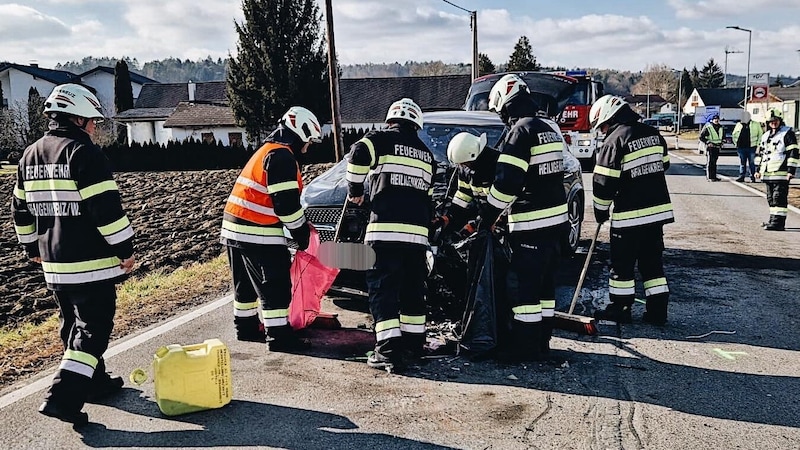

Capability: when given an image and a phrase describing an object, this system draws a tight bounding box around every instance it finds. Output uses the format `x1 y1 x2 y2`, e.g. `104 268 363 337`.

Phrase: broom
552 222 602 336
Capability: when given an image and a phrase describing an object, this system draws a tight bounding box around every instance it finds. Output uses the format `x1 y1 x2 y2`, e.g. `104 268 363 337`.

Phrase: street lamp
727 26 752 110
443 0 478 80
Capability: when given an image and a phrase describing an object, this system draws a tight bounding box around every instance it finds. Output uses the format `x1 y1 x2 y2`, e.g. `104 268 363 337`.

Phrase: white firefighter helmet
487 73 529 113
589 94 628 130
447 132 488 165
385 98 423 129
281 106 322 143
43 83 104 119
767 108 783 122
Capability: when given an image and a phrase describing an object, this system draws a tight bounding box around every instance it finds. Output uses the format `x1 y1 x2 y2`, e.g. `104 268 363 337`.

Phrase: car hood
301 159 349 207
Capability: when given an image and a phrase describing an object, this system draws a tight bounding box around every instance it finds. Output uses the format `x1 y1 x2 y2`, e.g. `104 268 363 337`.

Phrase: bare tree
631 63 678 103
410 61 449 76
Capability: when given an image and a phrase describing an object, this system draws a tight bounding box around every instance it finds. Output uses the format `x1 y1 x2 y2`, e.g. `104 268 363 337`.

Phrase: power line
442 0 473 13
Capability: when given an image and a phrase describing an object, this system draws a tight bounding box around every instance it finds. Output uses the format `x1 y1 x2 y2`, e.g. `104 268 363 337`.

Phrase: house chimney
188 80 196 102
29 60 39 68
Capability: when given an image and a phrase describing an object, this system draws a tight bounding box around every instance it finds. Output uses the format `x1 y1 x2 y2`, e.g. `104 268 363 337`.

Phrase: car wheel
563 193 583 255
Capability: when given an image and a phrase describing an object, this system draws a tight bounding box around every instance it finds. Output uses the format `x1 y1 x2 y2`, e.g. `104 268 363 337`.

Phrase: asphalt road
0 150 799 449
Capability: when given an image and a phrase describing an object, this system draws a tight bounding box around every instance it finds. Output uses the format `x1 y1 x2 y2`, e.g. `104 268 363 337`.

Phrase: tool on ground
317 198 377 270
553 222 601 336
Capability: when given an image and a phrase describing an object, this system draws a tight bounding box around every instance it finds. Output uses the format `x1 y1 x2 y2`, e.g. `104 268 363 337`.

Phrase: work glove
594 208 609 224
291 222 311 251
431 214 450 232
476 205 501 232
459 220 477 238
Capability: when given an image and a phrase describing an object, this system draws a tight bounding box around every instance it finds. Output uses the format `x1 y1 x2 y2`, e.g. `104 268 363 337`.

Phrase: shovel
317 198 377 271
552 222 601 336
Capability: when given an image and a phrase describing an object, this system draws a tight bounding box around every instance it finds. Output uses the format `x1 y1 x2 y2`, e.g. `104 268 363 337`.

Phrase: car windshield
418 122 506 165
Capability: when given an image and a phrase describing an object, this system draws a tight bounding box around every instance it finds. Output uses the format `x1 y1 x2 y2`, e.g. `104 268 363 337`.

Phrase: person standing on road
732 112 764 182
346 98 434 371
700 114 723 181
221 106 320 349
480 74 570 361
756 108 799 231
11 84 136 426
590 95 674 326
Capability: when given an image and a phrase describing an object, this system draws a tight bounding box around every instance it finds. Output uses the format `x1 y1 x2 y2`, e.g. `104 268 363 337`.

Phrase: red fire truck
464 70 604 171
548 71 604 170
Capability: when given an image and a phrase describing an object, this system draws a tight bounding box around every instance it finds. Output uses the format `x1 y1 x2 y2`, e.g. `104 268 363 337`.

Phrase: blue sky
1 1 799 76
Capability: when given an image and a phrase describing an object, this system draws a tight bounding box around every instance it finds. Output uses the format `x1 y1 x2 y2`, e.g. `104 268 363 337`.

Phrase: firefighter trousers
765 181 789 228
366 244 428 359
609 225 669 320
506 235 561 357
226 245 292 337
45 283 117 413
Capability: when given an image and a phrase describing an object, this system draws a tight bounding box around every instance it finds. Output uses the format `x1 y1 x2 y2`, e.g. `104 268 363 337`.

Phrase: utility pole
443 0 478 80
727 26 752 110
324 0 344 162
723 46 743 87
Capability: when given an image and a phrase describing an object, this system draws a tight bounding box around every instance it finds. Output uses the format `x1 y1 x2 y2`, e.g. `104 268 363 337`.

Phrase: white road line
0 294 233 410
669 150 800 216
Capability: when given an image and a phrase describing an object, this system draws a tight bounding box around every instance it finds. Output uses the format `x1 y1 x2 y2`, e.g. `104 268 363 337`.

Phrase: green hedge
103 127 374 172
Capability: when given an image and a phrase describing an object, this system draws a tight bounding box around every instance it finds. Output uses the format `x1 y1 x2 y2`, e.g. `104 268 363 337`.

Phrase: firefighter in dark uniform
220 106 320 348
12 84 136 426
481 74 570 361
756 108 799 231
432 131 495 238
590 95 674 326
346 98 434 371
699 114 723 181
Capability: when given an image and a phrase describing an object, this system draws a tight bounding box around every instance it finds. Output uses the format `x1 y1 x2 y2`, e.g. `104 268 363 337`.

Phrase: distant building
682 88 744 115
747 85 800 129
0 62 157 116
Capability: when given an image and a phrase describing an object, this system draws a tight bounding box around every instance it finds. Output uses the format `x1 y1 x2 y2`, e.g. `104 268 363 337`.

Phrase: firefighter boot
594 302 632 324
267 325 311 353
497 322 541 363
367 338 407 372
235 317 266 343
38 402 89 427
764 216 785 231
642 297 668 326
539 318 553 354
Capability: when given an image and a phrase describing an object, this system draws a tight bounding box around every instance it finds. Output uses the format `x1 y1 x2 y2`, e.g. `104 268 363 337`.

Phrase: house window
753 107 760 115
228 132 243 147
691 95 698 102
201 132 215 144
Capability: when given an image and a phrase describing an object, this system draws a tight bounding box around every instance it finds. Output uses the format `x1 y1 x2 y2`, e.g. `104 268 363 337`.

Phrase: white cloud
668 0 800 19
0 4 70 40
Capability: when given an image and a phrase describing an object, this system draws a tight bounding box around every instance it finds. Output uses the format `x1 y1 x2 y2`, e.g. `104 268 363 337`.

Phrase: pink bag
289 227 340 330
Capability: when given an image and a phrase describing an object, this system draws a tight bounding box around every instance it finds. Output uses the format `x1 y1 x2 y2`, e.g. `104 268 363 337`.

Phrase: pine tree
114 60 135 144
25 87 48 145
690 65 700 89
698 58 724 88
506 36 539 72
227 0 330 143
679 68 693 104
478 53 495 76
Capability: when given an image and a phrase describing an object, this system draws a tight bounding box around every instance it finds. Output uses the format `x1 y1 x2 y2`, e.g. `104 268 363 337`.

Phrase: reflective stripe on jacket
593 121 674 229
758 126 800 181
701 123 723 145
346 125 434 247
221 142 304 246
11 124 135 289
487 117 568 235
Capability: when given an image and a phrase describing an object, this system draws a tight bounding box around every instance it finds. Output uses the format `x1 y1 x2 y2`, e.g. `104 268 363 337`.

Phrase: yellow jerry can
153 338 232 416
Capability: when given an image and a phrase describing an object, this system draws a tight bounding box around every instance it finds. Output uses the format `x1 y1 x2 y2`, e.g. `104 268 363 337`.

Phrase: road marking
668 150 800 216
712 348 749 360
0 294 233 410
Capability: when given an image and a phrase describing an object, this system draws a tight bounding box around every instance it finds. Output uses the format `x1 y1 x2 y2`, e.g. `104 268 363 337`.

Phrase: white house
77 66 158 116
0 63 78 110
681 88 743 115
115 81 252 147
0 62 158 118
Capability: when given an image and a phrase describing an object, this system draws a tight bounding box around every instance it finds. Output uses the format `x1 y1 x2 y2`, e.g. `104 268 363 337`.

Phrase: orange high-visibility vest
224 142 303 225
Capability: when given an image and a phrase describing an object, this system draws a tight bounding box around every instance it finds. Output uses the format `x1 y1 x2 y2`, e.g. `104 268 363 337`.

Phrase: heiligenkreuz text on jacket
11 124 135 290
